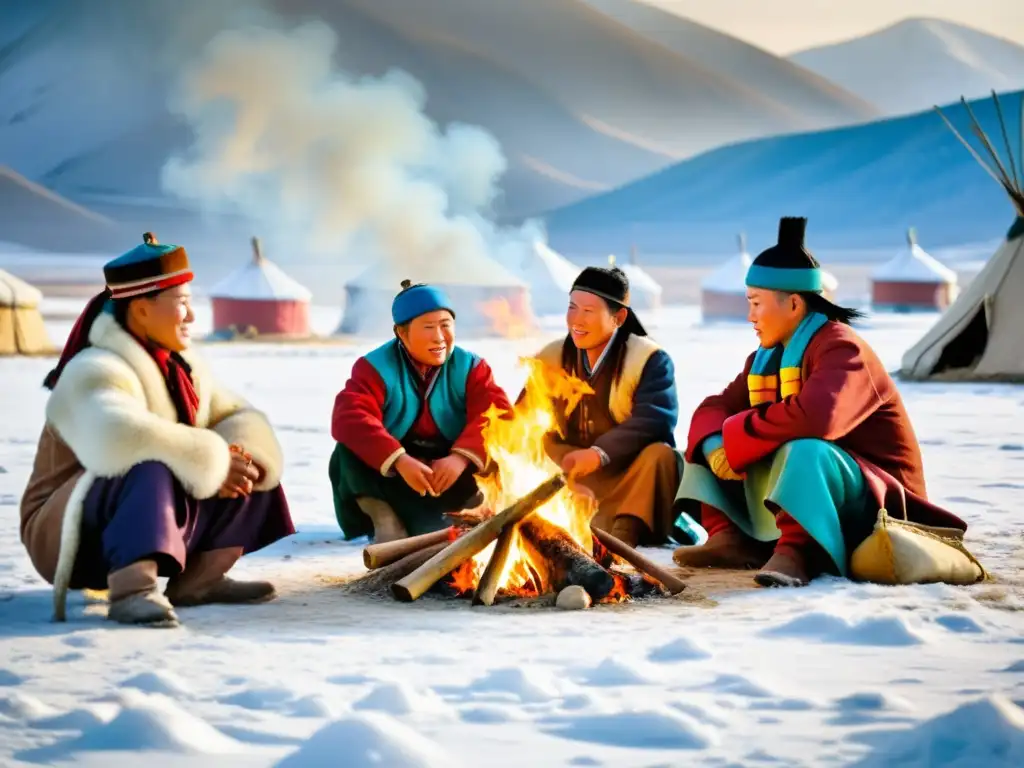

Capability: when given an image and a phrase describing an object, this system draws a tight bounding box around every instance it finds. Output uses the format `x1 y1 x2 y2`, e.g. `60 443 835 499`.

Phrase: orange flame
478 296 537 339
454 355 601 596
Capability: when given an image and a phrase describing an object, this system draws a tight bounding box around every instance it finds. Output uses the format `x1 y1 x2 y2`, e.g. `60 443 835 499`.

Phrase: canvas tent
337 251 533 337
700 233 838 321
901 93 1024 382
871 228 959 311
0 269 54 355
209 238 313 338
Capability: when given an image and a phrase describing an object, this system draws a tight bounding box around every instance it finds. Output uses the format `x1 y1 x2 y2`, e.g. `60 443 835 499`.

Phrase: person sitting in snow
529 265 680 547
329 280 512 542
20 233 295 627
673 216 967 587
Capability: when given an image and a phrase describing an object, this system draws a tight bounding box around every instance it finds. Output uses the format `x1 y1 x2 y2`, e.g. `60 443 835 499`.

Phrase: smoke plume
161 20 528 267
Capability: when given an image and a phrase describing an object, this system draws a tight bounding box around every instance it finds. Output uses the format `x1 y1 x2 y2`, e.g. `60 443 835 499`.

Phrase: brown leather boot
754 545 810 588
358 497 408 543
672 528 774 570
165 547 276 607
107 560 179 627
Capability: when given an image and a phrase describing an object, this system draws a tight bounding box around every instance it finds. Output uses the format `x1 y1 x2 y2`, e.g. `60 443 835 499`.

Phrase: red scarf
145 344 200 426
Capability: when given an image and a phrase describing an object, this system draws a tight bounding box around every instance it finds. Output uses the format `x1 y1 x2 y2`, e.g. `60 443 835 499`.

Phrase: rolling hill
791 18 1024 116
581 0 879 126
0 166 126 252
2 0 882 225
543 89 1024 257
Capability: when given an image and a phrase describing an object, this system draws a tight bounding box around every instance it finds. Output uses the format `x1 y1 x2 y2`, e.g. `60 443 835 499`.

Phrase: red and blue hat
103 232 194 300
43 233 194 389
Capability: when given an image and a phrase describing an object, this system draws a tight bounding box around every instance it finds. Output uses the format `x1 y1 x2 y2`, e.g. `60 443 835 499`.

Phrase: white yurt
701 234 838 321
515 239 579 315
871 228 959 312
209 237 313 338
337 250 533 337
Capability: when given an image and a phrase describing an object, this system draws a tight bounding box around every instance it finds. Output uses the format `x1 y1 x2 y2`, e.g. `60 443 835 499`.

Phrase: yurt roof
209 239 313 302
701 251 753 294
532 240 579 292
606 253 661 298
872 229 958 284
701 235 838 294
348 250 526 290
619 263 662 296
0 268 43 307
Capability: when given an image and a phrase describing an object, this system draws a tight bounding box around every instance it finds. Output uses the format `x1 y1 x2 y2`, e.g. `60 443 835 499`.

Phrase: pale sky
645 0 1024 54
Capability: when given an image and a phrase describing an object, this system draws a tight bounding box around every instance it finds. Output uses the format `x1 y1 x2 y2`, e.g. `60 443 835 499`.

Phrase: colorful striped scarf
747 311 828 405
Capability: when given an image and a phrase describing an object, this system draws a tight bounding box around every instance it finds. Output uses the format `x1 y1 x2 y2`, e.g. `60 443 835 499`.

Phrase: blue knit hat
392 280 456 325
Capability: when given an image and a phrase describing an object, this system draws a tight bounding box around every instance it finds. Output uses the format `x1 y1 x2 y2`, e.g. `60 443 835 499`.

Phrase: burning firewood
391 474 567 602
363 528 455 570
517 517 616 601
472 524 518 607
591 526 687 595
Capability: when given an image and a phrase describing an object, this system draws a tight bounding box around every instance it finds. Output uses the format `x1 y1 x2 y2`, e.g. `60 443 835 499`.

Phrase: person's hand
395 454 437 497
220 444 260 498
430 453 469 495
707 447 744 481
560 448 603 480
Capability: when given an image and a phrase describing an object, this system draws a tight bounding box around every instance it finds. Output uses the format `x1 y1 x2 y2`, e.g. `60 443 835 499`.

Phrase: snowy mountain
790 18 1024 116
582 0 879 127
0 166 125 253
544 89 1024 256
1 0 882 228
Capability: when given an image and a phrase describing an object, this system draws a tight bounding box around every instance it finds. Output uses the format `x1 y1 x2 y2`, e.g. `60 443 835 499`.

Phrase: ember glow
449 356 603 597
478 296 537 339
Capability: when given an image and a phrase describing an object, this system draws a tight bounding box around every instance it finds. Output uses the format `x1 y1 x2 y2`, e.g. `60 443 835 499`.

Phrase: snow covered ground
2 304 1023 767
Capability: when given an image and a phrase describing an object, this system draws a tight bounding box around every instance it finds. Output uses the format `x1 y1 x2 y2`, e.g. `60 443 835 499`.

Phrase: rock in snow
556 585 592 610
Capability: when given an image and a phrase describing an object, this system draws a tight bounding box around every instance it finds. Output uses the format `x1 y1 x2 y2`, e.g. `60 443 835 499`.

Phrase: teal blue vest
363 340 478 442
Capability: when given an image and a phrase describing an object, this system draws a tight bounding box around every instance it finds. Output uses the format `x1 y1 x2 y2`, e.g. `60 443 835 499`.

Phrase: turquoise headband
745 264 822 293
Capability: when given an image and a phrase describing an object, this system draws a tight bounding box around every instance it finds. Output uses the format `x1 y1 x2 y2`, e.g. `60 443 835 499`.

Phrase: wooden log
391 474 566 602
591 526 687 595
363 528 454 570
344 541 449 596
518 516 616 601
472 525 517 606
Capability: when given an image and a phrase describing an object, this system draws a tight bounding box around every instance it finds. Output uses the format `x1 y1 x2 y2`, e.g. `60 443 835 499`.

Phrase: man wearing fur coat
19 233 295 628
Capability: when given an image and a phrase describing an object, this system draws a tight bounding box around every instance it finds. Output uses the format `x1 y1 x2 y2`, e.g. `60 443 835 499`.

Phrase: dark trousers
329 441 481 540
71 461 295 590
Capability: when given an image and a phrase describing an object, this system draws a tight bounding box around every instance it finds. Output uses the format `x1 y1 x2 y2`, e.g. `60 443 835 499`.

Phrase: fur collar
87 313 213 425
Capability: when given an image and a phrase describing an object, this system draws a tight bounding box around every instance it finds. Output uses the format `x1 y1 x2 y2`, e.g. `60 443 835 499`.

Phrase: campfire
357 358 687 608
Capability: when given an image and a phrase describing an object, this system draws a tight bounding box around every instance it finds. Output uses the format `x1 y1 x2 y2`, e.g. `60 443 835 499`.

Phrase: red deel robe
332 356 511 474
687 321 966 531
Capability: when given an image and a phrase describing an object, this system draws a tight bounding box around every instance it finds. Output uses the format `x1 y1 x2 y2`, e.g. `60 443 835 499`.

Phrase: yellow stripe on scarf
747 374 778 405
747 369 804 403
780 366 802 398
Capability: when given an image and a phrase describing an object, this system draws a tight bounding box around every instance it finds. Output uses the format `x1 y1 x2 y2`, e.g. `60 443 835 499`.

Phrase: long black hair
799 291 864 325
